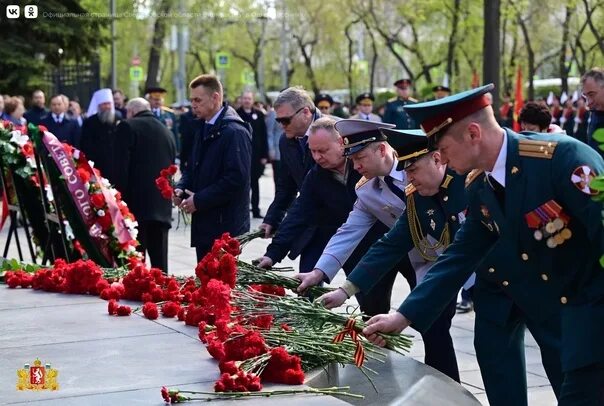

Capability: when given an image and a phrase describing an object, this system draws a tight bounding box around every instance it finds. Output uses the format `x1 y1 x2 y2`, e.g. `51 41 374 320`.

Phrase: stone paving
0 168 556 405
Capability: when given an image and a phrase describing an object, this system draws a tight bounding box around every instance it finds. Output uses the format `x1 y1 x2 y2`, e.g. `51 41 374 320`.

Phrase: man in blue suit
39 95 79 146
363 84 604 406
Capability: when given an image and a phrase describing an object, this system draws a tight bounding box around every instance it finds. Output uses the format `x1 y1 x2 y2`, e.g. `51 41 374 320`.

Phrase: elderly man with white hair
80 88 121 183
112 97 177 273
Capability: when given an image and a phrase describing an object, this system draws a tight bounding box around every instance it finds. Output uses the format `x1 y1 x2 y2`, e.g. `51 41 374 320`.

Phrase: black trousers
137 221 169 273
251 164 264 215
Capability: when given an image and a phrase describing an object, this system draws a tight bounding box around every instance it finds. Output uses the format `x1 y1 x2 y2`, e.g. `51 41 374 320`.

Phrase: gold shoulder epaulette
355 176 370 190
405 183 417 196
518 139 557 159
387 97 397 102
408 97 418 102
465 169 484 188
161 106 175 114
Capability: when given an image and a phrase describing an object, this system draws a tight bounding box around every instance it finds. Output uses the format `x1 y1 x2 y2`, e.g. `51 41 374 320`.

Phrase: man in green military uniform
383 79 418 130
146 86 179 152
318 127 470 383
362 84 604 405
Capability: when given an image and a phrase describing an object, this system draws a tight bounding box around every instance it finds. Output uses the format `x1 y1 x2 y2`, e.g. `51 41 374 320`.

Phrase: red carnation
207 339 226 361
90 193 105 209
108 299 119 315
21 142 34 157
142 302 159 320
117 305 132 316
161 301 181 318
38 125 48 132
77 167 91 183
167 164 178 175
97 211 113 231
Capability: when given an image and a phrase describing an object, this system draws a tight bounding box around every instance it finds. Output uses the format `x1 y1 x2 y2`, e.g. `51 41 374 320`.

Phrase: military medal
525 200 572 248
430 219 436 231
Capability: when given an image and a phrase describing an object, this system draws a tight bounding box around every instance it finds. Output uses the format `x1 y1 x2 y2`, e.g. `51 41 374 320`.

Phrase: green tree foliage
0 0 108 95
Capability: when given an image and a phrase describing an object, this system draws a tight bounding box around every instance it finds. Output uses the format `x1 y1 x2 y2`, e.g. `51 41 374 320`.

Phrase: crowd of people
2 66 604 405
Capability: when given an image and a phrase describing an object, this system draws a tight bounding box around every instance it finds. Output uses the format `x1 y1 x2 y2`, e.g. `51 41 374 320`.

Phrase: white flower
45 185 54 202
26 157 37 168
101 178 110 188
63 221 75 241
110 188 118 196
73 150 80 159
88 160 95 168
129 229 138 239
10 130 29 147
97 209 106 217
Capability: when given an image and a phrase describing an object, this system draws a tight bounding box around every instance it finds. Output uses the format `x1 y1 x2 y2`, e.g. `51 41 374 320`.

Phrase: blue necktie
384 175 406 202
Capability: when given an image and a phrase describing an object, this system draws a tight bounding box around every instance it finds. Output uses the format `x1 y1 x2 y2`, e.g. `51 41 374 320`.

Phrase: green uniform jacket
383 98 418 130
347 169 467 292
399 129 604 372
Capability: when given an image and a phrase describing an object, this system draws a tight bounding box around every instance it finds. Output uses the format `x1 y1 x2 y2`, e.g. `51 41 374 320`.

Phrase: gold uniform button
488 267 495 273
541 274 549 281
502 281 509 287
560 296 567 304
521 253 529 261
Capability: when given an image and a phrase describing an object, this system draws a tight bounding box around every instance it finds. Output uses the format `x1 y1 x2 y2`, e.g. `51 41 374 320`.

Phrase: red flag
513 66 524 132
471 71 480 88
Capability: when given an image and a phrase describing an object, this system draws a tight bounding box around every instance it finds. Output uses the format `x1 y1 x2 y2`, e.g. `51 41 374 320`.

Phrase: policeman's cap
334 119 395 156
315 93 334 109
145 86 168 98
394 79 412 89
356 92 375 105
432 85 451 93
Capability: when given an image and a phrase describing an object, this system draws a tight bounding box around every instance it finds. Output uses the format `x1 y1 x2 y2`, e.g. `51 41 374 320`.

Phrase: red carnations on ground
142 302 159 320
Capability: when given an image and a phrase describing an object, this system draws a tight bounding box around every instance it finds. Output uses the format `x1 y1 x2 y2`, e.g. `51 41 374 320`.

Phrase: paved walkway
0 168 556 405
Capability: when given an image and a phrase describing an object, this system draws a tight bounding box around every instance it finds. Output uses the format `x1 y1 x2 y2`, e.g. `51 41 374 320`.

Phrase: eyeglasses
276 107 305 126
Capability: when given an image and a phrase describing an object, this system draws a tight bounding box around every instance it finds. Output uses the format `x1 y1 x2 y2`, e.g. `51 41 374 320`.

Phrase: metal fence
43 59 101 110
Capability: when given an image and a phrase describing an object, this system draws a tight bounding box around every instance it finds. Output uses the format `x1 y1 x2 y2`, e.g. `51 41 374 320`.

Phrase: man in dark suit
259 87 321 238
237 91 269 218
255 117 392 314
23 89 48 125
113 98 176 273
174 74 252 261
39 95 79 146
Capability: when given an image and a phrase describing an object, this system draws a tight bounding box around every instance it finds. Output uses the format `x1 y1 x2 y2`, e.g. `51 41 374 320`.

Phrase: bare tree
145 0 172 90
344 18 362 106
445 0 462 80
484 0 501 112
582 0 604 55
559 5 574 94
231 17 268 98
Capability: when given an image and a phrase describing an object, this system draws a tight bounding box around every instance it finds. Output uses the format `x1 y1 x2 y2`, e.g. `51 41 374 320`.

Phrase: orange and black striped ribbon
332 318 365 367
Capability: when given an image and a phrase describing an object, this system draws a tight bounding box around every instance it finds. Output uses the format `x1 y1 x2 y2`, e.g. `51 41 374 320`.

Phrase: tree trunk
367 25 379 95
517 15 535 100
445 0 461 80
294 35 320 96
483 0 501 113
559 6 573 94
145 0 171 90
344 20 360 106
